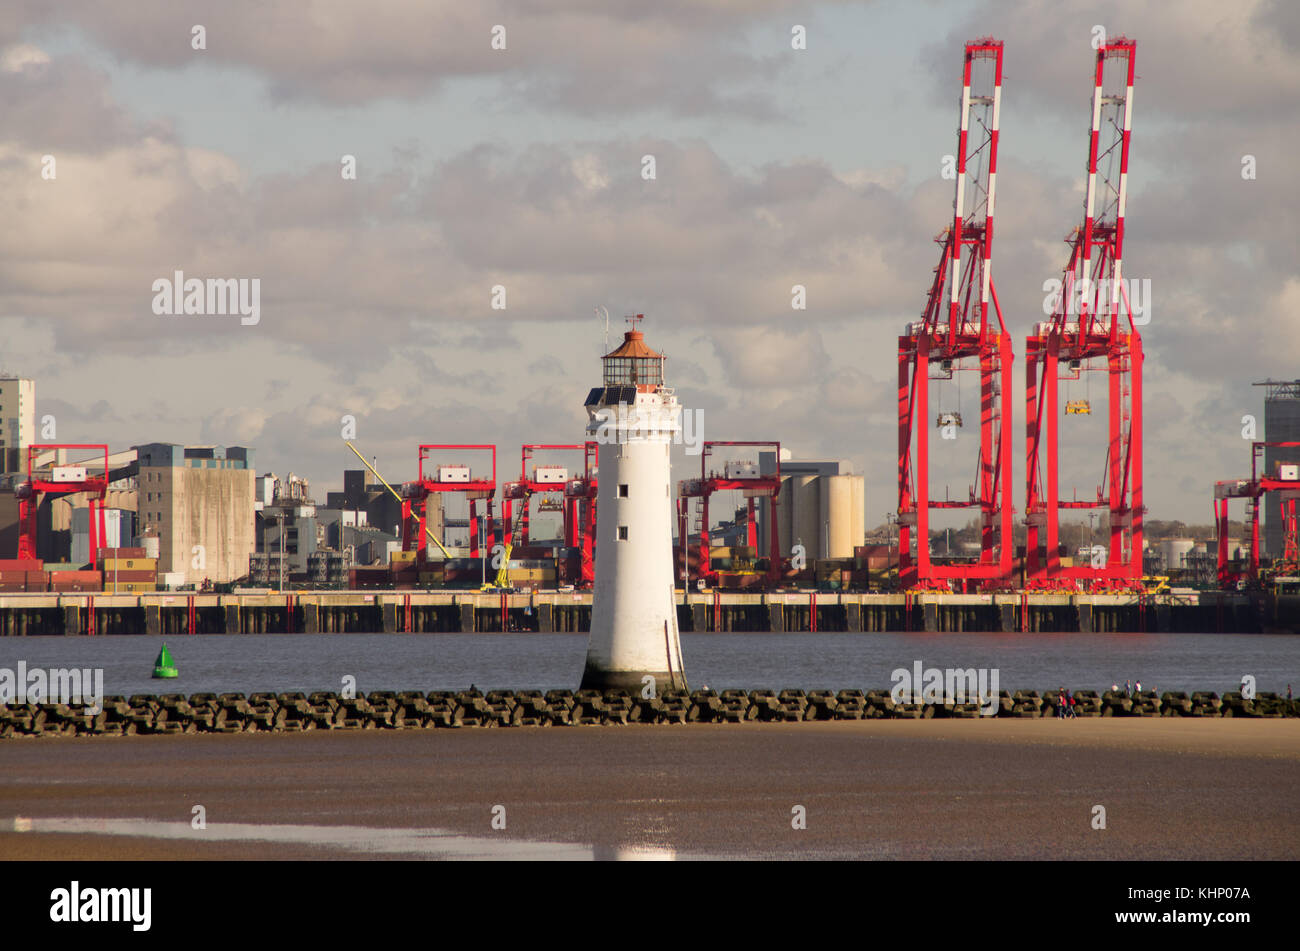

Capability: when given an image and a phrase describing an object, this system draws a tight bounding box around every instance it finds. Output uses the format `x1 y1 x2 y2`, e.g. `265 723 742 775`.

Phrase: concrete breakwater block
1 686 1296 737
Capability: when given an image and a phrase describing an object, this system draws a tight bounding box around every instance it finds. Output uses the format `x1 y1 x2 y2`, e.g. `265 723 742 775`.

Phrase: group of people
1108 680 1146 697
1057 680 1152 717
1056 687 1077 718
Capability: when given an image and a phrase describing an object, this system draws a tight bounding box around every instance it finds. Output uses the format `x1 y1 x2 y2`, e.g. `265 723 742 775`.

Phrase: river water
1 632 1296 699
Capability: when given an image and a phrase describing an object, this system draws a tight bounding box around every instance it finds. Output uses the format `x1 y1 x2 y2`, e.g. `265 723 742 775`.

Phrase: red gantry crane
562 442 599 587
501 443 599 587
15 444 110 565
400 445 497 562
677 441 782 588
1214 442 1300 589
898 38 1013 592
1025 37 1142 591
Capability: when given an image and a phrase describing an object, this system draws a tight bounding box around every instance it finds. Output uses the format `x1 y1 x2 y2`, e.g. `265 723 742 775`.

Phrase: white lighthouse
581 315 688 693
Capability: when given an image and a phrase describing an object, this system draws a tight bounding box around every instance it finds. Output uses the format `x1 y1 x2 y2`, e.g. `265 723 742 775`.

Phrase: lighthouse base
579 662 688 695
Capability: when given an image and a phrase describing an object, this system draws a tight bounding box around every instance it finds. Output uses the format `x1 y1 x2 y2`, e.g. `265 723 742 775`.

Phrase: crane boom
344 441 452 558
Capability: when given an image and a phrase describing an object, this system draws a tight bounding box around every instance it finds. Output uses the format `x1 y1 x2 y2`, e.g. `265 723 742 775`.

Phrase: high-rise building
1255 380 1300 558
0 377 35 475
135 443 256 585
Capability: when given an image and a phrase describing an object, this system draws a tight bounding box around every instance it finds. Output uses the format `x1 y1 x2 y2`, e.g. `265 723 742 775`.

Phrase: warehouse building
135 443 256 586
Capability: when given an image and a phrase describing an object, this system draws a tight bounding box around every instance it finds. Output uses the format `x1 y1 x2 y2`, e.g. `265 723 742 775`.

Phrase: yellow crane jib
344 441 453 559
482 542 514 591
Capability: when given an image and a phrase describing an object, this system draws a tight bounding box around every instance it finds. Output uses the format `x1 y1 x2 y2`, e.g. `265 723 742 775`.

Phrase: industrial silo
791 474 820 563
820 474 860 559
850 474 865 552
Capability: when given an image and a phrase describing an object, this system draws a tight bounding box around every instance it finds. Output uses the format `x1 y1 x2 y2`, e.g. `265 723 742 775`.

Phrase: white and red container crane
897 38 1013 592
1025 37 1143 591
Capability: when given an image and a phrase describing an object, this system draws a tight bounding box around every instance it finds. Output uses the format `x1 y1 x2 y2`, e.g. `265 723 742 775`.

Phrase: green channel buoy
152 643 179 679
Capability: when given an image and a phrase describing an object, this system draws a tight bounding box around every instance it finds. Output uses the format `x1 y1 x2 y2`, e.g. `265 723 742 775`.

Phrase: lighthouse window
618 483 628 498
618 525 629 541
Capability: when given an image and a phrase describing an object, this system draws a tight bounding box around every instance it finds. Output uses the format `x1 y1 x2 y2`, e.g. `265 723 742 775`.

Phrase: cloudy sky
1 0 1296 530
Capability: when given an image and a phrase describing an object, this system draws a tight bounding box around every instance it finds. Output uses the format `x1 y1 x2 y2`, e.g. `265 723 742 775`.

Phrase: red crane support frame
677 441 782 588
400 445 496 562
562 442 599 587
1025 38 1142 592
898 38 1013 593
15 444 111 565
501 446 598 587
1215 441 1300 588
502 444 587 548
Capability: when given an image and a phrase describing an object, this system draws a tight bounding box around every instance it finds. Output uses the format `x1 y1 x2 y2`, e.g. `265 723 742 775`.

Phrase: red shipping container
99 547 146 560
103 570 155 582
0 559 43 571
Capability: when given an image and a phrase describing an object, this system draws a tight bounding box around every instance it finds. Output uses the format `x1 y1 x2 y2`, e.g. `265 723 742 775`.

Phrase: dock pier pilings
0 590 1293 635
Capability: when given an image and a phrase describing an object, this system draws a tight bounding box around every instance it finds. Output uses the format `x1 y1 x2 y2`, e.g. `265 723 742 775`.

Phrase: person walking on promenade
1065 688 1077 719
1135 679 1142 697
1057 687 1067 719
1125 679 1132 697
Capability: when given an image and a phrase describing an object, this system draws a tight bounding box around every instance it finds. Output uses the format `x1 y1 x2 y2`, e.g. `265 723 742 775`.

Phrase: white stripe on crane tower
961 86 971 131
991 85 1001 131
1123 86 1133 131
1085 172 1097 219
1091 85 1103 133
987 170 996 220
950 246 961 305
981 259 992 304
1117 171 1128 218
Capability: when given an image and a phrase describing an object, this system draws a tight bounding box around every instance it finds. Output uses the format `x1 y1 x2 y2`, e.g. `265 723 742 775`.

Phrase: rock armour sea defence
0 688 1294 737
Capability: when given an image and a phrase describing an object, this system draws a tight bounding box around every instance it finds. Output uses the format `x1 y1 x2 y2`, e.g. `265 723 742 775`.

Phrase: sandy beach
2 719 1297 860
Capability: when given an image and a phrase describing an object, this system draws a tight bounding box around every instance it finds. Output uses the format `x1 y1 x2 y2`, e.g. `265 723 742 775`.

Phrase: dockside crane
1025 37 1142 591
1214 441 1300 589
897 38 1013 592
15 445 110 565
677 441 783 588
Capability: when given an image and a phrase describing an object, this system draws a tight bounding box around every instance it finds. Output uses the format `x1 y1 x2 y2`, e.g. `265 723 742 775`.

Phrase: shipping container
100 558 157 571
99 547 147 560
855 545 893 560
0 559 43 571
104 570 156 583
509 546 556 560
